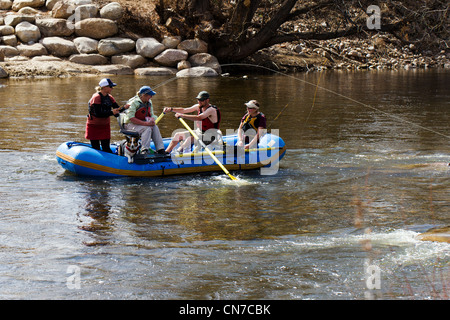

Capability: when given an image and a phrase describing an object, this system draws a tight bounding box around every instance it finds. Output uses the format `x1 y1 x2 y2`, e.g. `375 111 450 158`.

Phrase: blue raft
56 134 286 177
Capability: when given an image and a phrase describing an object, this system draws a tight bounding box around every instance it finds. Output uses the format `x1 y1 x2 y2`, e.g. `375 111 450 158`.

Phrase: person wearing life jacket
85 78 128 153
163 91 222 153
237 100 267 150
123 86 166 155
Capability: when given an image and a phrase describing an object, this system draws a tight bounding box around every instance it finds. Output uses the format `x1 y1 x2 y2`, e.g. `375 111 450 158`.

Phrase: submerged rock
417 226 450 243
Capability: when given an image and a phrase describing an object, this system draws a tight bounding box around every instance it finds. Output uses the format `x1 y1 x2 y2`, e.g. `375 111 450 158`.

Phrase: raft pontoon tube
56 134 286 177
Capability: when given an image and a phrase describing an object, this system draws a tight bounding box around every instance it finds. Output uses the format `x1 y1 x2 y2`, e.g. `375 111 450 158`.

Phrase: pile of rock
287 33 450 71
0 0 222 78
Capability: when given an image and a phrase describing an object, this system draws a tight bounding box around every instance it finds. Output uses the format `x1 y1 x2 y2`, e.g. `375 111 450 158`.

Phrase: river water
0 69 448 300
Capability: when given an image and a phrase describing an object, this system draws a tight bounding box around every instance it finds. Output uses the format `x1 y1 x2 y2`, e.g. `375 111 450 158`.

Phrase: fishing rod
220 63 450 140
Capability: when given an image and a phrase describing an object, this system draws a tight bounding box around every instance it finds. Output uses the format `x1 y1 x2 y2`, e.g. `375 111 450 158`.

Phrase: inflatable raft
56 134 286 177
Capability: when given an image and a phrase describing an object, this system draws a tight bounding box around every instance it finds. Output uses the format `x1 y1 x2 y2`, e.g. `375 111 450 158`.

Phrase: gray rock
73 37 98 53
134 67 177 76
176 66 218 77
188 53 221 74
93 64 134 75
136 37 165 58
97 37 135 56
74 18 118 39
17 43 48 57
69 53 108 65
40 37 77 57
35 18 74 37
154 49 188 67
111 54 147 68
15 21 41 43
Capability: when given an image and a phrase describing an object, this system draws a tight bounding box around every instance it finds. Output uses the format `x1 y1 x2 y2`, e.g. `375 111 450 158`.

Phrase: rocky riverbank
0 0 222 78
1 0 449 79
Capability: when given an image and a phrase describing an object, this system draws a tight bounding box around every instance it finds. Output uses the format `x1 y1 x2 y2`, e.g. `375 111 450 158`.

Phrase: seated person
237 100 266 150
164 91 222 153
124 86 166 155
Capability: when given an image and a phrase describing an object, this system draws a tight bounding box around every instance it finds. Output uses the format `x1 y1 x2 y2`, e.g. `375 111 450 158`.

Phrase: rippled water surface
0 69 448 299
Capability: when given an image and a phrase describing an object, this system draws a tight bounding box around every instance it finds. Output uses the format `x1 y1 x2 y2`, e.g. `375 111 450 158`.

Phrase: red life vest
198 105 220 133
133 100 153 121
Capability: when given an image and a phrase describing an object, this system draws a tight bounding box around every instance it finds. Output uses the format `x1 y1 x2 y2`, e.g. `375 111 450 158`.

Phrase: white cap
245 100 259 109
98 78 117 87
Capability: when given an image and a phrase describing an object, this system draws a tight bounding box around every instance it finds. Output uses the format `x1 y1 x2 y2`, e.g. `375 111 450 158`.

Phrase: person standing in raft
85 78 127 153
124 86 166 155
237 100 266 150
163 91 222 153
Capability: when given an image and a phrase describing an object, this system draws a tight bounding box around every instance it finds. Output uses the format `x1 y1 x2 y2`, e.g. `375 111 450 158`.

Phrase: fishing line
304 70 323 128
152 76 179 89
267 103 289 129
221 63 450 139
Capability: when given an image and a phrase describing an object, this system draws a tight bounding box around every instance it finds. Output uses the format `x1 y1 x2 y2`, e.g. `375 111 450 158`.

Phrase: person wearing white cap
237 100 266 149
85 78 127 153
123 86 166 155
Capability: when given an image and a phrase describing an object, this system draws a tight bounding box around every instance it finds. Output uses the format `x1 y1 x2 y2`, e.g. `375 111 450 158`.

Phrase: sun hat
196 91 210 101
99 78 117 87
245 100 260 109
139 86 156 96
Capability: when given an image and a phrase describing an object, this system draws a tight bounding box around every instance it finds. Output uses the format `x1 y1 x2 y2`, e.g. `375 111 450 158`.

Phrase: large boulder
111 54 147 68
40 37 77 57
93 64 134 75
2 35 18 46
0 26 15 36
97 37 135 56
134 67 177 76
51 0 75 19
177 39 208 54
0 45 20 56
136 37 165 59
15 21 41 43
35 18 74 37
176 66 218 77
69 53 108 65
162 36 181 49
12 0 45 11
0 0 13 10
45 0 59 10
18 6 40 14
99 2 122 20
74 4 98 20
17 43 48 57
4 14 35 27
74 18 118 39
188 53 221 74
73 36 98 53
154 49 188 67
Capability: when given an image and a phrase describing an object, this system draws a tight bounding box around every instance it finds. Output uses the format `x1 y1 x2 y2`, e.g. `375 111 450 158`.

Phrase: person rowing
163 91 222 153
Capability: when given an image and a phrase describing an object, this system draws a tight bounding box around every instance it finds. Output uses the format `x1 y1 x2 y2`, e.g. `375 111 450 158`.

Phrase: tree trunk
189 0 212 18
214 0 298 61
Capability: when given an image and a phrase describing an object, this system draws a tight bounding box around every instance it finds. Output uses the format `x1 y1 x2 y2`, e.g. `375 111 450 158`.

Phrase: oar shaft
155 112 165 125
178 117 237 180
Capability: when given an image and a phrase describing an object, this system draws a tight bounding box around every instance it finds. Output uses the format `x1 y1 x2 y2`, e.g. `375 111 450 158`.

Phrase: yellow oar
155 112 165 125
178 117 238 181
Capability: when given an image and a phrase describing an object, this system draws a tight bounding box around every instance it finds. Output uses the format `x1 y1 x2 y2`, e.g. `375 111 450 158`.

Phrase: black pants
90 139 112 153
